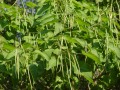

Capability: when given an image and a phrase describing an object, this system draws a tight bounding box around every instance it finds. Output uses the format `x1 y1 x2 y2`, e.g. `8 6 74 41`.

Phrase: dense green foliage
0 0 120 89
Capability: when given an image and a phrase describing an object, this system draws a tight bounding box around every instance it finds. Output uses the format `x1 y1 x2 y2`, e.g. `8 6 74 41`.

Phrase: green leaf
6 49 15 59
63 36 87 47
53 49 61 55
81 71 93 83
101 16 109 22
29 63 38 81
56 76 63 82
3 43 15 51
0 35 6 43
40 15 56 25
46 56 57 70
0 64 7 73
47 31 54 38
37 39 45 44
72 63 80 75
96 0 103 3
74 38 87 47
26 1 36 8
0 54 4 60
115 22 120 30
73 60 92 82
108 43 120 58
27 15 34 26
76 18 90 26
82 51 101 64
35 4 50 19
44 49 54 58
34 50 49 61
63 35 77 44
36 13 57 25
23 43 32 50
37 61 45 75
79 61 91 72
54 23 64 35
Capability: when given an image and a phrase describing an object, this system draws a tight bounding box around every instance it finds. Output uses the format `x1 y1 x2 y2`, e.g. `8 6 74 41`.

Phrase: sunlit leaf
82 51 101 64
3 43 15 51
27 15 34 26
74 38 87 47
46 56 57 70
44 49 54 58
23 43 32 50
55 76 63 82
26 1 36 8
34 50 49 61
54 22 64 35
53 49 61 55
0 35 6 43
63 35 77 44
81 71 93 83
6 49 15 59
72 63 80 75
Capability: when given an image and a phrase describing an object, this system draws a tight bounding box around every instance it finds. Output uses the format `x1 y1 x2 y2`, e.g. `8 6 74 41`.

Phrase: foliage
0 0 120 89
